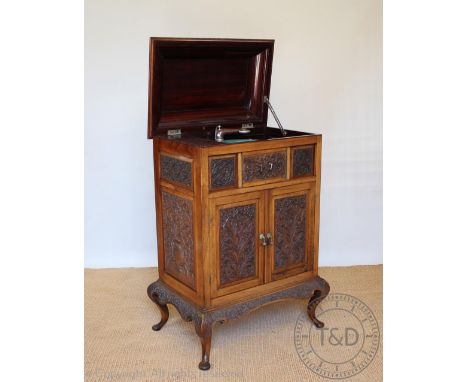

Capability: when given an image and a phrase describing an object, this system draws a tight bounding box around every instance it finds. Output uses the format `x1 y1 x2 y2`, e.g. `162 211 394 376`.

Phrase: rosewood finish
146 38 330 371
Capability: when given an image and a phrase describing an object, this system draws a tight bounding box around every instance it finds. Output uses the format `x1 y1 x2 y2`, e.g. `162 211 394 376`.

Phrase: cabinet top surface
147 38 275 138
154 127 317 148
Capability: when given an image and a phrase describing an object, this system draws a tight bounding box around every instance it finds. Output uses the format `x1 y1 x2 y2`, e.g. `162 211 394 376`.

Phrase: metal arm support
264 96 287 136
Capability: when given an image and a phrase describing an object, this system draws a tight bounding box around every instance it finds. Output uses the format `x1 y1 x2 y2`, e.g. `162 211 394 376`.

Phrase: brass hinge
167 129 181 138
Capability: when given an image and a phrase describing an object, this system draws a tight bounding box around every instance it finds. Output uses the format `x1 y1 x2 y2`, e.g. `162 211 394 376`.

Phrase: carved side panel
242 151 287 183
160 154 193 189
219 204 257 286
161 191 195 289
210 156 237 190
274 194 307 271
292 146 314 178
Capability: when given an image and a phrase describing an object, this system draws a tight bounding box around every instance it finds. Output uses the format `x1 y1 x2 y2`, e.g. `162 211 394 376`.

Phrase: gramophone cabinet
146 37 330 370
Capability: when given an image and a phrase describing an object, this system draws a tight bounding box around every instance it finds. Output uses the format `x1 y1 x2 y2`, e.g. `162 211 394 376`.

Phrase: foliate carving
210 156 237 190
274 194 307 270
161 191 195 289
242 151 287 183
160 154 193 189
292 146 314 178
219 204 257 286
147 275 330 327
147 276 330 369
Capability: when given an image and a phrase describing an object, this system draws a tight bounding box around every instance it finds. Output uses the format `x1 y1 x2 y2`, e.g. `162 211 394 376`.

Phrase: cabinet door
210 191 265 298
267 183 315 281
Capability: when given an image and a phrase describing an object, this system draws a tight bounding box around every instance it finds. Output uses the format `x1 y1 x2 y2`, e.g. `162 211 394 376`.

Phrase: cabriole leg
152 301 169 331
307 278 330 328
147 282 170 331
195 319 212 371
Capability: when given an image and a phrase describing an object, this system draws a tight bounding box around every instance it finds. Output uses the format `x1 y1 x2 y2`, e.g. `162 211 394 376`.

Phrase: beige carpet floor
85 265 382 382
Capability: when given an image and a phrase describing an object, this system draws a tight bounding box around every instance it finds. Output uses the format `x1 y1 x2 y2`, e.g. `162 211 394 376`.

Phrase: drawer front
209 154 237 191
242 149 287 186
291 145 315 178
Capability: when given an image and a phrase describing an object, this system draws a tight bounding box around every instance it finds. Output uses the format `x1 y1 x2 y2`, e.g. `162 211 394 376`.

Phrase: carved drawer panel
291 145 315 178
242 149 287 186
209 155 237 191
160 153 193 189
161 190 195 289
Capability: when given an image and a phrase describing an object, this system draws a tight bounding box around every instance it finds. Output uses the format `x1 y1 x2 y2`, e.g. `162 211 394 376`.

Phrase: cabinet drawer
209 154 237 191
291 145 315 178
242 149 288 186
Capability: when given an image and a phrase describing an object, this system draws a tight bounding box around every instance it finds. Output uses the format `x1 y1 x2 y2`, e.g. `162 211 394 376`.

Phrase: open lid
147 38 274 138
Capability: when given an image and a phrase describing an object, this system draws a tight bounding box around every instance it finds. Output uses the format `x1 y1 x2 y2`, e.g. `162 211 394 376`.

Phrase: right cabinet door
267 183 315 282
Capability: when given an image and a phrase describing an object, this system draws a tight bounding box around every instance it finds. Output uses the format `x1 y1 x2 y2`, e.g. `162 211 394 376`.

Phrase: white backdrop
85 0 382 268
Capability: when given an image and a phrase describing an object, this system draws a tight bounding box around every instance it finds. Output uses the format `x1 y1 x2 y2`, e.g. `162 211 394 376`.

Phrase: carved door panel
210 191 265 298
267 184 315 282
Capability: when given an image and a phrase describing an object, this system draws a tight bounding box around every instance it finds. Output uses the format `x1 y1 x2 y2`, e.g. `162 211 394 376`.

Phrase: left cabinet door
210 191 265 298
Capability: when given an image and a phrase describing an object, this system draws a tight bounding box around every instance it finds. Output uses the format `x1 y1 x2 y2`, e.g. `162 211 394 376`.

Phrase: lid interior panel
148 38 274 137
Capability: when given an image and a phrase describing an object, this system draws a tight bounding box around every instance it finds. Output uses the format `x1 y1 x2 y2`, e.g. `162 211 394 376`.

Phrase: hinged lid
147 38 274 138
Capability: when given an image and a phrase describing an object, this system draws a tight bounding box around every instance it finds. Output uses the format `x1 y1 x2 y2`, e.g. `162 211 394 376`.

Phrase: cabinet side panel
161 190 195 289
160 154 193 189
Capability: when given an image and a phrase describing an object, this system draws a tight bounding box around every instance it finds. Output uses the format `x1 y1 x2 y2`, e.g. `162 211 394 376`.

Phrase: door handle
259 233 268 246
259 233 273 246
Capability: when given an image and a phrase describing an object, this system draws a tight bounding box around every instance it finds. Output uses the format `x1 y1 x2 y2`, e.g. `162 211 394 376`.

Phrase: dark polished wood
307 281 331 328
146 37 329 370
148 38 274 137
147 285 169 331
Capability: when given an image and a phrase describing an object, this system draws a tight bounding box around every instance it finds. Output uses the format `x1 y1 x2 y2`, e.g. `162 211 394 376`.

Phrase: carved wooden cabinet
146 38 330 370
